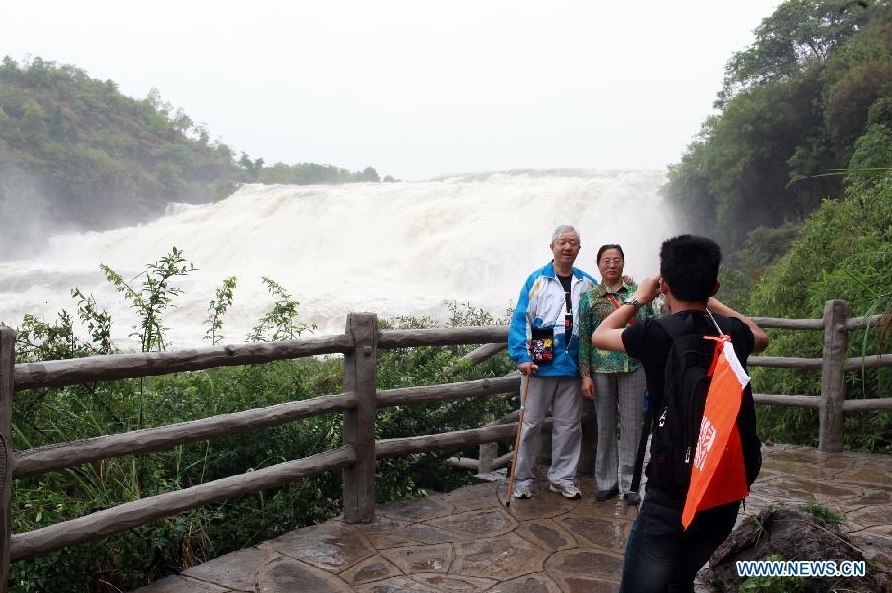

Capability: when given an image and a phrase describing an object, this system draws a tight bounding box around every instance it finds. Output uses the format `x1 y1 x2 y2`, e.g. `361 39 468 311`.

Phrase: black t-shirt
622 310 756 417
557 273 572 312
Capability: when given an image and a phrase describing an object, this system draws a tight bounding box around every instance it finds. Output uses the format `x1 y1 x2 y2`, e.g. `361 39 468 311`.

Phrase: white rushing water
0 169 676 350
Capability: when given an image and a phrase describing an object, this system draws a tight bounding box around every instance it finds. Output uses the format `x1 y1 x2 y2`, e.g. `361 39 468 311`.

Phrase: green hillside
663 0 892 451
665 0 892 259
0 56 385 260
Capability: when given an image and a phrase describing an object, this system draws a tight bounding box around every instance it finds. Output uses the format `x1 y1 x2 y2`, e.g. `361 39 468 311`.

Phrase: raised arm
593 277 661 352
707 297 769 353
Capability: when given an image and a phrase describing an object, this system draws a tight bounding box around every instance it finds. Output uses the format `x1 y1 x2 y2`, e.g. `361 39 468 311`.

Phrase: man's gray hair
551 224 580 244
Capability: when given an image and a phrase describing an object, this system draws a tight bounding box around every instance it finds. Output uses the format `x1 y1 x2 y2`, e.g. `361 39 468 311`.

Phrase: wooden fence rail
0 301 889 590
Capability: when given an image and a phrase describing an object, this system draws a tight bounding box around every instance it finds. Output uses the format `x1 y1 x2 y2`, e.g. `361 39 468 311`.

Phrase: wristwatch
624 297 641 310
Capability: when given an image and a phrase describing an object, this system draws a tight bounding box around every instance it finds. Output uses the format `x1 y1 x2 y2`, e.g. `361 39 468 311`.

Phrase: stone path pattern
131 444 892 593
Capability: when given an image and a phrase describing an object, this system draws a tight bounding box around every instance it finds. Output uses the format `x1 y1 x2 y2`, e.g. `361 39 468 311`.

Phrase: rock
704 506 889 593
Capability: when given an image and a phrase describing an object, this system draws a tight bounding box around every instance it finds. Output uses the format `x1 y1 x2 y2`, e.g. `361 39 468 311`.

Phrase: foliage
7 259 513 591
799 501 845 527
71 288 114 355
12 287 114 362
845 97 892 188
8 358 347 591
747 173 892 452
100 247 196 352
663 2 892 451
721 0 872 100
720 223 803 310
0 56 239 259
375 301 516 494
247 277 316 341
203 276 237 345
665 0 891 254
252 161 382 184
0 56 390 261
665 70 836 251
14 311 81 362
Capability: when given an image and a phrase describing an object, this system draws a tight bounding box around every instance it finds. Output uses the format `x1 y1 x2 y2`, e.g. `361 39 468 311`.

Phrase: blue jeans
618 488 740 593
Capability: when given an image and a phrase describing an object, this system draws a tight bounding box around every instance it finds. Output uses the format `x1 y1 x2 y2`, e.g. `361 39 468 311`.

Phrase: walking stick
505 373 531 508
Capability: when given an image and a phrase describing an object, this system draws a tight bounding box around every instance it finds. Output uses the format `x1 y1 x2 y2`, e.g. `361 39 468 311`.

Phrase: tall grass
4 249 515 591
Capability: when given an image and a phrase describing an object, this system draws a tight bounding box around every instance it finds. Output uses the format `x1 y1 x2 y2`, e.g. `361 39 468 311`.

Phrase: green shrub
748 175 892 452
8 289 514 591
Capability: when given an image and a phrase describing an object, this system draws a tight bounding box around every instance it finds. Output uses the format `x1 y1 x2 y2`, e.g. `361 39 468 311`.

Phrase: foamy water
0 169 675 350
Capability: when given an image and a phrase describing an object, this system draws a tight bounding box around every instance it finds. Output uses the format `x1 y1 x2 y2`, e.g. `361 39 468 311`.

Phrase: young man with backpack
593 234 768 593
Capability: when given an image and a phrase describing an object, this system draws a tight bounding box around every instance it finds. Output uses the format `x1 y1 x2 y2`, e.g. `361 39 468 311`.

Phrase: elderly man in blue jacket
507 224 598 499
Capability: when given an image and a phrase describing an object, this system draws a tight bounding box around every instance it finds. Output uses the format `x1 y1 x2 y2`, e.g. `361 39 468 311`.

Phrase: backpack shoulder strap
630 314 691 495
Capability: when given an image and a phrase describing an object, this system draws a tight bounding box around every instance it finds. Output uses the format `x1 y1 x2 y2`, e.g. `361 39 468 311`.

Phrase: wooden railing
0 301 890 589
749 300 892 452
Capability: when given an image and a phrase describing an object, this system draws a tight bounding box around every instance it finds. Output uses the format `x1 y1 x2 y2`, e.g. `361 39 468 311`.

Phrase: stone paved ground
130 444 892 593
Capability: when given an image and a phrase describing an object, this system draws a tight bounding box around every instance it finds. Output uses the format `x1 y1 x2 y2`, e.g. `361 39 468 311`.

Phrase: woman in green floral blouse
578 244 656 504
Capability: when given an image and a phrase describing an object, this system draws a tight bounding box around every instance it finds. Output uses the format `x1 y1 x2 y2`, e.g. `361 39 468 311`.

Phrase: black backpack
641 313 762 501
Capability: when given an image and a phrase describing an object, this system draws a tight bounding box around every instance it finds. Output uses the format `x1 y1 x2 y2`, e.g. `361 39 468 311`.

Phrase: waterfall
0 169 674 350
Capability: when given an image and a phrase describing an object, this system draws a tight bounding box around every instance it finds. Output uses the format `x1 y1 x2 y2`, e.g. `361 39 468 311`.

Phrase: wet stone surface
516 519 576 552
427 507 517 540
547 548 624 584
256 558 354 593
340 555 403 585
129 444 892 593
263 521 376 571
452 532 549 579
556 515 631 551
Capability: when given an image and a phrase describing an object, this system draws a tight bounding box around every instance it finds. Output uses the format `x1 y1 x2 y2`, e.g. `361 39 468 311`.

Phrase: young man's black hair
659 234 722 302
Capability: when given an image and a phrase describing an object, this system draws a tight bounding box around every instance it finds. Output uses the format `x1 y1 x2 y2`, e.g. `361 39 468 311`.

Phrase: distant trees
252 161 382 184
666 1 892 451
718 0 872 101
0 56 239 258
0 56 392 260
664 0 890 254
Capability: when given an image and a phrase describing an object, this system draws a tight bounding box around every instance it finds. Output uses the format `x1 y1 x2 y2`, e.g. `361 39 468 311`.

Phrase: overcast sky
2 1 780 181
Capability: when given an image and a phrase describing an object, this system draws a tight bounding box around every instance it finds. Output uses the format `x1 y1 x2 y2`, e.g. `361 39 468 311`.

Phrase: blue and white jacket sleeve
508 276 535 365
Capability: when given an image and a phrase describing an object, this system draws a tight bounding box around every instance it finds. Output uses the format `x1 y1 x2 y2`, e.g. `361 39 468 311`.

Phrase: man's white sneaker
549 482 582 499
512 486 532 499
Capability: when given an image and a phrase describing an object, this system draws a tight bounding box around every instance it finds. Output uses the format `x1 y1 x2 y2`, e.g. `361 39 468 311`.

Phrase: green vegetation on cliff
668 0 892 452
665 0 892 257
747 172 892 451
0 56 386 260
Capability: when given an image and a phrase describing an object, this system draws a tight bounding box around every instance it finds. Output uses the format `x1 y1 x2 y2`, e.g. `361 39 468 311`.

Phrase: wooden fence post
342 313 378 523
477 442 495 474
819 300 848 453
0 327 15 593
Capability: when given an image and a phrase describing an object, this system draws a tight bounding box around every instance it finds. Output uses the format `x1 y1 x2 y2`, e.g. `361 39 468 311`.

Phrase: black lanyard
557 274 573 333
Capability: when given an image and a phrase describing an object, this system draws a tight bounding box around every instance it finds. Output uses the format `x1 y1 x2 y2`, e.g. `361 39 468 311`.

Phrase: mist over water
0 169 674 350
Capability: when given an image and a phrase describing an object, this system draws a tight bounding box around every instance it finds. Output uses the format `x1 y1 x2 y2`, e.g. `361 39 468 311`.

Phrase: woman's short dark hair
597 244 624 263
